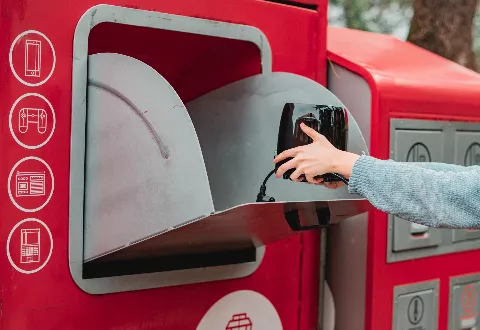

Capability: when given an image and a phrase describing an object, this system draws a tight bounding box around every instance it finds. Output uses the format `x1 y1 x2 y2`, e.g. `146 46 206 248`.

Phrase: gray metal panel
394 130 443 163
326 64 371 330
391 130 442 252
449 273 480 330
452 131 480 243
392 130 444 252
84 53 214 261
393 217 442 251
92 201 344 262
327 214 368 330
393 280 439 330
455 131 480 166
70 5 273 294
327 63 372 149
187 72 370 211
388 119 480 263
452 229 480 243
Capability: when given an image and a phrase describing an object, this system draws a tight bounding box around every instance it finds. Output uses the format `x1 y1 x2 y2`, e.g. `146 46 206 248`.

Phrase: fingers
289 167 305 182
305 172 322 184
273 146 303 164
300 123 322 141
309 176 324 184
275 158 299 178
324 181 346 189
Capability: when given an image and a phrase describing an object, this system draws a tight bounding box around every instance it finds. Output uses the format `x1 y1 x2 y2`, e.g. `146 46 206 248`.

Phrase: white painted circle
6 218 53 274
8 156 55 212
9 30 56 87
9 93 56 149
197 290 283 330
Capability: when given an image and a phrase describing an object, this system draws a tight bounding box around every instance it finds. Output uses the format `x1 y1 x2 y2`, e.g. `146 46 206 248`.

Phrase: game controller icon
19 108 47 134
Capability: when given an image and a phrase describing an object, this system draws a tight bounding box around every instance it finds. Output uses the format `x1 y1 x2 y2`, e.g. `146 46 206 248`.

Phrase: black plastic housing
276 103 348 181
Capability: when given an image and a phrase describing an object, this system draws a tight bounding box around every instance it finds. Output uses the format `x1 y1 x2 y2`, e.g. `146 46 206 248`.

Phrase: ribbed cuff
348 155 375 195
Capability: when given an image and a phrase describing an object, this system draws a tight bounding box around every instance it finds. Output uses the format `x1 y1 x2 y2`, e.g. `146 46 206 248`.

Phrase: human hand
316 181 346 189
273 123 359 184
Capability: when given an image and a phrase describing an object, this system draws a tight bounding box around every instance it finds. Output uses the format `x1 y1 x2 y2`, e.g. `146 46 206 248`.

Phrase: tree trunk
407 0 479 71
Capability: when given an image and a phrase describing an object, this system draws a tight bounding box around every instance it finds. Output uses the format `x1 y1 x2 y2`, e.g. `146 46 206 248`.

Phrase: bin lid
327 26 480 117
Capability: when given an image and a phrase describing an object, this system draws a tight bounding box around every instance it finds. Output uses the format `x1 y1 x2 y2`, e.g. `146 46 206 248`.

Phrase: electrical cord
322 173 349 185
256 170 349 203
256 169 277 202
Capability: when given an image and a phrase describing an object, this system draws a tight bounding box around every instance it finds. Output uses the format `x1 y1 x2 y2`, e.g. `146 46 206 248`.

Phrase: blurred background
328 0 480 71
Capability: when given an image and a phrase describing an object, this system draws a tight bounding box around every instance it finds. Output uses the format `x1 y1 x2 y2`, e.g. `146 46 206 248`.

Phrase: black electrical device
276 102 348 183
256 102 349 202
256 103 350 232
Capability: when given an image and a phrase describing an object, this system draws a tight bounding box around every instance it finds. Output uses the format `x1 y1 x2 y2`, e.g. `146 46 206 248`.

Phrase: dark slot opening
83 247 257 279
264 0 318 10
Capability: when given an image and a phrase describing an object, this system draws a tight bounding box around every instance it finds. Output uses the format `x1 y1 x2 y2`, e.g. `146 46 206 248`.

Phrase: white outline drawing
25 39 41 77
19 108 47 134
9 30 56 87
226 313 253 330
16 171 46 197
9 93 56 150
20 228 41 264
8 157 55 212
7 219 53 274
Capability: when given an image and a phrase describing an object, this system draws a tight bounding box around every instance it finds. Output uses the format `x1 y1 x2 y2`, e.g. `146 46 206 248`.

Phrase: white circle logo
9 30 56 87
7 218 53 274
197 290 283 330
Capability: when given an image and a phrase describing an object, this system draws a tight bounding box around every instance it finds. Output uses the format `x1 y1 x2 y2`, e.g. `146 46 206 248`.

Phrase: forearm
399 161 478 173
347 156 480 229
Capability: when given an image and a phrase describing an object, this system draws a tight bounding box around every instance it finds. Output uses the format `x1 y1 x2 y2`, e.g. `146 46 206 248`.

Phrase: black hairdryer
276 103 348 183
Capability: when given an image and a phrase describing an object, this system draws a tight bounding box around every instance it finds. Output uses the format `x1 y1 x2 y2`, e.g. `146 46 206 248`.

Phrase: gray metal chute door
84 53 214 261
187 72 370 219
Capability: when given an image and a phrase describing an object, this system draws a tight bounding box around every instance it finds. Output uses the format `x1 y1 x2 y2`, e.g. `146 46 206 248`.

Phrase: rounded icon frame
9 30 56 87
6 218 54 275
9 93 56 150
464 142 480 166
407 295 424 325
406 142 432 163
8 156 55 212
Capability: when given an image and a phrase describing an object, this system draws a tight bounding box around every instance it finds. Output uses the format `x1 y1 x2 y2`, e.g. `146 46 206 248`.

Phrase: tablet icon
19 108 47 134
7 218 53 274
20 229 41 264
10 30 55 86
9 93 55 149
25 40 42 78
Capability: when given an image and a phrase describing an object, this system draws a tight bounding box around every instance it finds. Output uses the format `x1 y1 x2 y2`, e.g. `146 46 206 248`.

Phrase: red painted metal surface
0 0 328 329
327 26 480 330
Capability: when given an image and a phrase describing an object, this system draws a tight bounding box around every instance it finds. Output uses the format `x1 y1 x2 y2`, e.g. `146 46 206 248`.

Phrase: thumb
300 123 322 141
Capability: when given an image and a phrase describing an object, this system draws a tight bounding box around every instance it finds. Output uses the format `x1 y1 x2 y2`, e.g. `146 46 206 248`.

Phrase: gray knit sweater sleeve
348 155 480 229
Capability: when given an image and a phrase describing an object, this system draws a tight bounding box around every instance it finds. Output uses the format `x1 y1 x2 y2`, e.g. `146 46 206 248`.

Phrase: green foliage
473 6 480 64
329 0 413 36
329 0 480 65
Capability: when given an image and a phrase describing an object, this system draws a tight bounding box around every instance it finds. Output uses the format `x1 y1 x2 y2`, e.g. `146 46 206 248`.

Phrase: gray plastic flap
84 53 214 261
187 72 370 211
83 53 371 264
